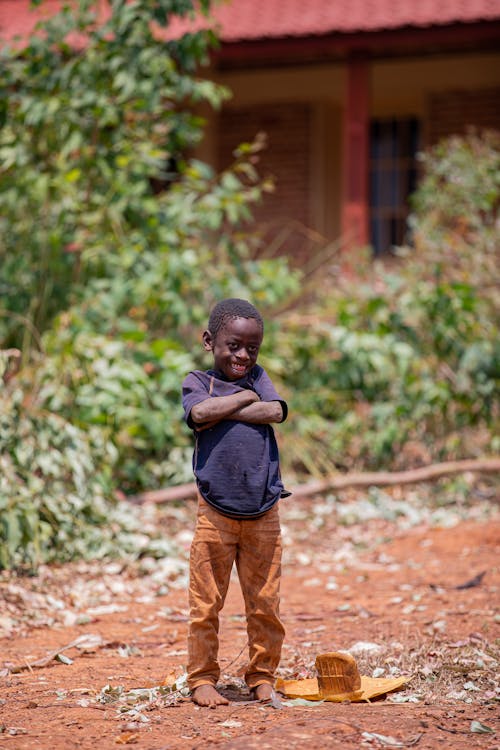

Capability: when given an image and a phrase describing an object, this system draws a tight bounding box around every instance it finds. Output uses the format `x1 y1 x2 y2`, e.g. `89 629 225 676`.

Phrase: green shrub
0 372 116 570
277 131 499 474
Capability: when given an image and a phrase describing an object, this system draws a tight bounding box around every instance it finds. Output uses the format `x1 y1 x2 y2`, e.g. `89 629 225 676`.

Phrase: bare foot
251 683 274 702
191 684 229 708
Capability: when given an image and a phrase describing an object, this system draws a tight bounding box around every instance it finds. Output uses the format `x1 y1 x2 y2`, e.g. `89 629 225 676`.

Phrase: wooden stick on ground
3 634 106 675
129 457 500 505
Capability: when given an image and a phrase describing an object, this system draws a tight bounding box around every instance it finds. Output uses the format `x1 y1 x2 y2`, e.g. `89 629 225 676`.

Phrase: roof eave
214 21 500 69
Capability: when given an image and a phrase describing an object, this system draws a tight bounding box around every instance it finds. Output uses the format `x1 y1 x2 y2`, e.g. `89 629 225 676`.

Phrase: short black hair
208 298 263 338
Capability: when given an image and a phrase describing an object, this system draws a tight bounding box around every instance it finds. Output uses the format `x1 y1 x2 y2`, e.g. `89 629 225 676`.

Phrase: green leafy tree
0 0 299 515
0 0 226 351
0 0 300 568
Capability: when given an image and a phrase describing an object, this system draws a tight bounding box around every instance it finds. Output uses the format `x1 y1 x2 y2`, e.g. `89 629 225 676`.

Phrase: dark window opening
370 117 421 256
150 155 180 194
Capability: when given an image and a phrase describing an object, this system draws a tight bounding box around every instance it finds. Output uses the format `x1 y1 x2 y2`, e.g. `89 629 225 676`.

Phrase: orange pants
187 496 285 691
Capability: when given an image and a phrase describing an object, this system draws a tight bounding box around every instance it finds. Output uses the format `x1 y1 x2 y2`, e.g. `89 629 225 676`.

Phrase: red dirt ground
1 491 499 749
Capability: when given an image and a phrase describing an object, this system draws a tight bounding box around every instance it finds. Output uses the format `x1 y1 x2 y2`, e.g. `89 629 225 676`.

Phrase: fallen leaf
362 731 404 746
6 727 29 736
463 681 480 691
161 670 179 687
56 653 73 665
282 698 325 707
86 604 128 616
115 732 139 744
388 693 423 703
470 720 495 734
348 641 383 656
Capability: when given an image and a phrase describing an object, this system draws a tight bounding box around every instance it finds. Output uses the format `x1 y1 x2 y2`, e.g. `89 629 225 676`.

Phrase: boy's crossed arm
227 400 283 424
191 389 283 430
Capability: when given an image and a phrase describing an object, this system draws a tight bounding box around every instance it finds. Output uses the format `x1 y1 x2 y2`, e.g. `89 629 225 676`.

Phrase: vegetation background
1 0 498 571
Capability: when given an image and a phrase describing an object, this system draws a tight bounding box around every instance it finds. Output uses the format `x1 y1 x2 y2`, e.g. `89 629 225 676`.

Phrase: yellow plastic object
276 672 410 703
276 674 409 702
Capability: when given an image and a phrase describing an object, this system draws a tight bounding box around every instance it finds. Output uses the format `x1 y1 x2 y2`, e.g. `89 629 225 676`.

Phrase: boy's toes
251 683 274 702
191 684 229 708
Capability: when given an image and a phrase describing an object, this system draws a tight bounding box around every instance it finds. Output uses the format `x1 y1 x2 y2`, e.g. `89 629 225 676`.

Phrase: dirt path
1 490 499 749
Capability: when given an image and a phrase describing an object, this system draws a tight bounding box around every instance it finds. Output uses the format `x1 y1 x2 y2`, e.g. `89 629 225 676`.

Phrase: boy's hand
191 389 260 425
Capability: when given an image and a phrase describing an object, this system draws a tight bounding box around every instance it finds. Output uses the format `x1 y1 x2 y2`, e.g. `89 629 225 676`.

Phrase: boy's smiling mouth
230 362 248 377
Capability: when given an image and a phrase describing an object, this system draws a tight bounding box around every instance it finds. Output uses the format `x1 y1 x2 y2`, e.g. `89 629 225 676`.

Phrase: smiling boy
182 298 289 707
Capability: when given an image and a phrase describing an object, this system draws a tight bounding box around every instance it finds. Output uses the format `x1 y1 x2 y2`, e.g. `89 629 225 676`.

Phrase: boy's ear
202 330 213 351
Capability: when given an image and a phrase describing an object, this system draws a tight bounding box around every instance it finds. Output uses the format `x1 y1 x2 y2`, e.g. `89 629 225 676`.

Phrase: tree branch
128 457 500 505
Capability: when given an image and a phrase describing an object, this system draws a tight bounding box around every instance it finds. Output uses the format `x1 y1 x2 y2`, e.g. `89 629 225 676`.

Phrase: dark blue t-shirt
182 365 288 518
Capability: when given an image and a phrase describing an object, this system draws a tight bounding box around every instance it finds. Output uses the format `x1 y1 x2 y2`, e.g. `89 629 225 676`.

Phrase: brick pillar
341 57 370 251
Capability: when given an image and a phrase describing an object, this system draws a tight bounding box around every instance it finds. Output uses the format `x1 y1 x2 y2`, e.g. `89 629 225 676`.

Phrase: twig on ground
436 724 468 735
3 634 106 674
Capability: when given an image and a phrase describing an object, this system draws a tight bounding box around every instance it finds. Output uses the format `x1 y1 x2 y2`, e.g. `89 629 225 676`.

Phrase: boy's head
203 298 264 380
207 298 263 338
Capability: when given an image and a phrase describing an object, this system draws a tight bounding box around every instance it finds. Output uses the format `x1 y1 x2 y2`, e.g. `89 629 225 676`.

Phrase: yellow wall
197 51 500 241
372 52 500 116
216 52 500 115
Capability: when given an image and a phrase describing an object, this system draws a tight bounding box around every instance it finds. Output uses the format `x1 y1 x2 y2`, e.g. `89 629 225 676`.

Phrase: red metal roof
1 0 500 43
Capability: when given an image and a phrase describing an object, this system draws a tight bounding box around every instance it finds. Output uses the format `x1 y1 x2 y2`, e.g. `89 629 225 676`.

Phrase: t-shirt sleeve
182 371 210 429
253 367 288 422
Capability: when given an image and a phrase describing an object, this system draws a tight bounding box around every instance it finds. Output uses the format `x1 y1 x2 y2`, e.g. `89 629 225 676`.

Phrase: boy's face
203 316 263 381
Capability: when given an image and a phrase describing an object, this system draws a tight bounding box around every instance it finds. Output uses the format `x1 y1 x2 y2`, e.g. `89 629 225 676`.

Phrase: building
3 0 500 256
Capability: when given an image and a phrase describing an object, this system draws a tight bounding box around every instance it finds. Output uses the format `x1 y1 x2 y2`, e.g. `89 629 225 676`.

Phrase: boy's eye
227 341 258 355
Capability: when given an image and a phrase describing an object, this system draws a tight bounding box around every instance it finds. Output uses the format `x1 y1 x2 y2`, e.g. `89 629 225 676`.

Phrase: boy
182 298 289 708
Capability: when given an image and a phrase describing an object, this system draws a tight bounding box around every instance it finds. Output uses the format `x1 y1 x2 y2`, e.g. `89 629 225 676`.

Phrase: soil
1 489 499 749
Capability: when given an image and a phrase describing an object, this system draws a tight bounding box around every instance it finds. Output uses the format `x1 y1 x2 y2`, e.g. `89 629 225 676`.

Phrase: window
370 117 420 256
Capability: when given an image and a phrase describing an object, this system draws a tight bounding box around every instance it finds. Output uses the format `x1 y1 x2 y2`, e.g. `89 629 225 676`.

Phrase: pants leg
236 504 285 689
187 497 238 690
